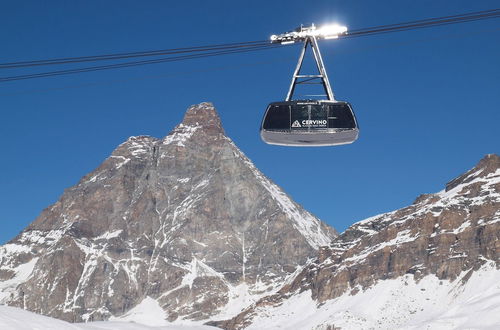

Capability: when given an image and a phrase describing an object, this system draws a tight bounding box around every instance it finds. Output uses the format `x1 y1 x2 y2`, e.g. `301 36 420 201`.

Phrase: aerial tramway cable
0 8 499 83
0 44 282 82
346 8 500 38
0 40 269 69
3 26 497 97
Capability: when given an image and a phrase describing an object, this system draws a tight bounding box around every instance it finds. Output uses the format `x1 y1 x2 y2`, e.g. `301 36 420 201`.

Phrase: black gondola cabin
261 100 358 146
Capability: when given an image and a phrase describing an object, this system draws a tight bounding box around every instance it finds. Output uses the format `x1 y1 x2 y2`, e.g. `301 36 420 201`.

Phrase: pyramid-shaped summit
0 102 337 324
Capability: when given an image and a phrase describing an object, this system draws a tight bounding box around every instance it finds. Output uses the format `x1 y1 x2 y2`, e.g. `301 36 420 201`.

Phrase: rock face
219 154 500 329
0 102 336 323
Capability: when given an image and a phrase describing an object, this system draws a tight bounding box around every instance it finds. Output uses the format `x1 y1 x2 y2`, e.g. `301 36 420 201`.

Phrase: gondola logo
302 119 327 127
292 120 302 128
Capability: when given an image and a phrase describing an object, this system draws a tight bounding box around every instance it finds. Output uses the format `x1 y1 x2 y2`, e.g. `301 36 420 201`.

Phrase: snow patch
19 229 67 245
95 230 123 240
127 139 151 157
0 243 31 256
0 258 38 302
110 297 167 326
478 214 500 226
452 220 472 234
344 229 418 264
214 283 252 320
163 124 201 147
110 156 131 169
180 258 226 289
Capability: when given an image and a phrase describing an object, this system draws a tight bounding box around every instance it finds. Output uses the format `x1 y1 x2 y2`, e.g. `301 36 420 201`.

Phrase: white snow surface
0 305 217 330
163 124 201 147
109 297 167 326
0 258 38 302
246 261 500 330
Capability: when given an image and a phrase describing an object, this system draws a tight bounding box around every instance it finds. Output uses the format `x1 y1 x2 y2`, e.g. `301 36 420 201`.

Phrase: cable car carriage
261 24 359 146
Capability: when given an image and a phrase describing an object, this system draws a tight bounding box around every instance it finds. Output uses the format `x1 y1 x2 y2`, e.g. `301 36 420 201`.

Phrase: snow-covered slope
0 305 217 330
245 261 500 330
2 261 500 330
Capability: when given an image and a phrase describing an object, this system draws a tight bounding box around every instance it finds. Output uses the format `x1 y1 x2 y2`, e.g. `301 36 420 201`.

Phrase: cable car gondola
261 24 359 147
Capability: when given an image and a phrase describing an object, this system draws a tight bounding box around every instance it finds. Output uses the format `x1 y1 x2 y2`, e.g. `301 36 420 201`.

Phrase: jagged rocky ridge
217 154 500 329
0 102 336 323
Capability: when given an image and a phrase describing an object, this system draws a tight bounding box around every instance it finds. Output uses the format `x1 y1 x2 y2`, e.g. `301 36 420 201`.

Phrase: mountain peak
477 153 500 170
180 102 224 135
446 153 500 192
0 102 336 323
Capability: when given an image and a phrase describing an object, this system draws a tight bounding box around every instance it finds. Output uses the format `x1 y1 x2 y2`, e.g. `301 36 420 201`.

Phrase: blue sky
1 0 499 244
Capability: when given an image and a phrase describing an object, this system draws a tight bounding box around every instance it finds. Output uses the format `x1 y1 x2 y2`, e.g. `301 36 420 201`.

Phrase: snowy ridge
163 124 201 147
315 164 500 277
0 243 31 258
342 229 418 265
226 137 334 249
245 261 500 330
126 136 155 157
17 228 68 246
117 136 156 156
114 136 155 168
84 136 157 184
350 167 500 236
438 168 500 205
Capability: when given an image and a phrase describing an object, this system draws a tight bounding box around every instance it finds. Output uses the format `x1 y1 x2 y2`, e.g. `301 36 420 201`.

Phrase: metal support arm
285 36 335 101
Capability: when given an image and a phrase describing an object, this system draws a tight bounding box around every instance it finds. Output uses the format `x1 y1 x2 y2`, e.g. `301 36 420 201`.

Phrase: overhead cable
1 8 498 83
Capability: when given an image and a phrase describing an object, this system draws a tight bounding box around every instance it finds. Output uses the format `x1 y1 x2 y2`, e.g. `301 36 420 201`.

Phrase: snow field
247 261 500 329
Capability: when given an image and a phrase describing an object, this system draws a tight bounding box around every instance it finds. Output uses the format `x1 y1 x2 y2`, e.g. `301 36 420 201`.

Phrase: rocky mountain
217 154 500 329
0 102 336 324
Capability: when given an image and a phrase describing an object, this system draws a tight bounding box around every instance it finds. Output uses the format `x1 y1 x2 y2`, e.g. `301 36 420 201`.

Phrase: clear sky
1 0 499 244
